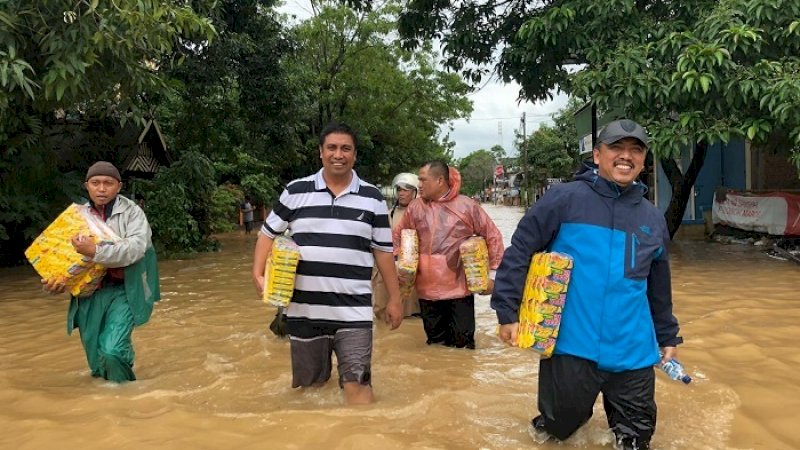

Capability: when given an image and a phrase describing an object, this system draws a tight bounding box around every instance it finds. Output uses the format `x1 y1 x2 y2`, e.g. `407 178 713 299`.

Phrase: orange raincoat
392 167 504 300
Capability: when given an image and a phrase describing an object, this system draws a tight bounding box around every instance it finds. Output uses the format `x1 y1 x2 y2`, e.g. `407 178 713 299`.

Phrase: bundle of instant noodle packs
263 235 301 307
516 252 573 357
25 203 119 297
397 229 418 299
460 236 489 293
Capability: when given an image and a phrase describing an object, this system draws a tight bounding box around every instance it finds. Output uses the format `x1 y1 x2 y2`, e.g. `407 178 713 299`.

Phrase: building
574 103 800 231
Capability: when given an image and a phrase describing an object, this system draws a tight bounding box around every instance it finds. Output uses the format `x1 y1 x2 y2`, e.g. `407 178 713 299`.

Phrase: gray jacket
92 195 152 268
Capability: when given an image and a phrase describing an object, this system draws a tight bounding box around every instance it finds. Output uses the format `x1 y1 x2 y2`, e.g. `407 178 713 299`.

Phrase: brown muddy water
0 204 798 450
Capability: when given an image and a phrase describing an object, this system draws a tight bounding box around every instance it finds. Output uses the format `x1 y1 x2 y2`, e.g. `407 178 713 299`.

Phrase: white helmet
392 172 419 191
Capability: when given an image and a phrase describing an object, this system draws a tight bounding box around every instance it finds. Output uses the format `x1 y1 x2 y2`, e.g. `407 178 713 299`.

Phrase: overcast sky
446 81 568 159
278 0 569 160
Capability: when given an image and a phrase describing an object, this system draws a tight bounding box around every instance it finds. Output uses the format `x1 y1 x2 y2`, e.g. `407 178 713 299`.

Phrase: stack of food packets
263 235 301 307
459 236 489 293
397 229 418 299
516 252 573 357
25 203 119 297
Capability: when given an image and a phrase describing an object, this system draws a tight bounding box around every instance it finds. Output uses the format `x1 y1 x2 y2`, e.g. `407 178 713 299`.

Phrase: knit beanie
85 161 121 181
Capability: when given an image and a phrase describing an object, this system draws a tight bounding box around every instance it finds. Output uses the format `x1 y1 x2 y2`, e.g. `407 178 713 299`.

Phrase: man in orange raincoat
393 161 504 349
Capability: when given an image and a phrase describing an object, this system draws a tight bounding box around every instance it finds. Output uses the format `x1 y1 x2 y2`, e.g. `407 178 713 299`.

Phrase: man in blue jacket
491 119 683 450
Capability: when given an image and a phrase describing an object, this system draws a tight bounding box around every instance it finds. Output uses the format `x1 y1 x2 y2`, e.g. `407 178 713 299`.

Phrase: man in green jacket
42 161 160 382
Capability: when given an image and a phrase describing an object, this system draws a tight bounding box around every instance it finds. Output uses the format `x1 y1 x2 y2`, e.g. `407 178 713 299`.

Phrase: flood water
1 204 798 450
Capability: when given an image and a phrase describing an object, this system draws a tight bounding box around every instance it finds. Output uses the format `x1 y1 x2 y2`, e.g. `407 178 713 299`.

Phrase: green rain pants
70 285 136 382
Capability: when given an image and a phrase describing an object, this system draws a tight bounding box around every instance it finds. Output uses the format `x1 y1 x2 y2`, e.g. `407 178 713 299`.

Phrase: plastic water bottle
659 358 692 384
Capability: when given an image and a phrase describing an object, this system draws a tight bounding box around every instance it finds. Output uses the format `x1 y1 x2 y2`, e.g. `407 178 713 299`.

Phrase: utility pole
496 121 502 205
521 112 529 208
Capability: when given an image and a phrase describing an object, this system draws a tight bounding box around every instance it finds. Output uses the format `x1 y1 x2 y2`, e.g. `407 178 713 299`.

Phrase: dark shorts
289 328 372 388
244 220 254 232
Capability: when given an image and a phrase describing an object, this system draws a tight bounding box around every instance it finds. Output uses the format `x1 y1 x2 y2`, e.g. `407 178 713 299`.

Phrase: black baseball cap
595 119 649 148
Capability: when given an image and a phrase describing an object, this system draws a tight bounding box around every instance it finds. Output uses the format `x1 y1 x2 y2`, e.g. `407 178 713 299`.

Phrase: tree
289 0 473 185
520 124 576 188
0 0 215 264
458 149 496 195
156 0 300 205
143 152 218 255
489 144 506 162
397 0 800 237
516 98 581 203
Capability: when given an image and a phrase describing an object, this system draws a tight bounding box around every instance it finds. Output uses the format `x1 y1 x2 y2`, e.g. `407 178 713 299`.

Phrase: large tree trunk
660 142 709 239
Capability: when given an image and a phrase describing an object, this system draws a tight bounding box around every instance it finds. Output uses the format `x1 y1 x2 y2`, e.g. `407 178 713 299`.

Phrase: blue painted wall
654 139 747 223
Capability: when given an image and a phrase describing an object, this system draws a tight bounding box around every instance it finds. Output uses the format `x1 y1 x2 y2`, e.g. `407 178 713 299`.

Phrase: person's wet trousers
534 354 656 449
418 295 475 349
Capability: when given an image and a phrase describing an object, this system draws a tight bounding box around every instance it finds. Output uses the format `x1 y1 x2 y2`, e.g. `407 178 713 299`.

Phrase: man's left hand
660 346 678 364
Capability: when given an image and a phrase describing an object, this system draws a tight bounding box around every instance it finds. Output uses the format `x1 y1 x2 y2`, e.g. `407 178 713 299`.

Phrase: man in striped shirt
252 122 403 405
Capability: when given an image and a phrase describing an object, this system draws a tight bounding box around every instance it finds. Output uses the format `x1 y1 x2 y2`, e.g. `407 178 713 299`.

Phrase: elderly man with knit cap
42 161 160 383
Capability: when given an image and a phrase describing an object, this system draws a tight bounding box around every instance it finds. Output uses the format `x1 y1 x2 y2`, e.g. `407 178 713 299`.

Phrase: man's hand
253 234 274 299
253 274 265 297
41 278 66 295
374 249 403 329
479 279 495 295
71 234 97 258
498 322 518 347
660 346 678 364
384 295 403 330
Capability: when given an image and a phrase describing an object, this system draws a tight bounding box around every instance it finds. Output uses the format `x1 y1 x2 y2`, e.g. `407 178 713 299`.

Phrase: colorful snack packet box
263 236 301 307
516 252 573 357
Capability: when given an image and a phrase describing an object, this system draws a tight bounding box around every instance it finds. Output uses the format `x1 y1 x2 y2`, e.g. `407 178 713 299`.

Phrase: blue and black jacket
491 163 682 372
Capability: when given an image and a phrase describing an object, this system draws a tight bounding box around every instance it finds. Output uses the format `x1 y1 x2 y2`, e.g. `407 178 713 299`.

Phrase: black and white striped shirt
261 169 392 338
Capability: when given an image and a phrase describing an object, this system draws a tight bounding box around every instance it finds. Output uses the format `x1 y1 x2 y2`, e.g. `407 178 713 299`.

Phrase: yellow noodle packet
263 236 301 307
25 203 119 297
516 252 573 357
397 229 418 299
460 236 489 293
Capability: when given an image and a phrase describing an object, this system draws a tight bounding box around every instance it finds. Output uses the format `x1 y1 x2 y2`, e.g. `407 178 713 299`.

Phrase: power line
451 114 554 121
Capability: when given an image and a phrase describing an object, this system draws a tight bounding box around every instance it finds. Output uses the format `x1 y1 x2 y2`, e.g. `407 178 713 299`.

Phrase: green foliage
569 0 800 160
290 1 473 186
0 0 215 265
520 124 577 187
399 0 800 161
457 149 496 195
144 179 201 254
0 0 214 112
515 98 582 190
398 0 800 236
241 173 279 208
489 145 506 162
158 0 305 188
144 152 219 255
209 184 242 234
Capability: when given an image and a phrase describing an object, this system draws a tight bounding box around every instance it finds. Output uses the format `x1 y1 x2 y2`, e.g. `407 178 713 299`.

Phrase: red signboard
494 165 504 177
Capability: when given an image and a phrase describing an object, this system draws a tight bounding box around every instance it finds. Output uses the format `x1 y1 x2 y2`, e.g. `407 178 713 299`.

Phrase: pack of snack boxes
25 203 118 297
516 252 573 357
262 235 301 307
459 236 489 293
397 229 418 300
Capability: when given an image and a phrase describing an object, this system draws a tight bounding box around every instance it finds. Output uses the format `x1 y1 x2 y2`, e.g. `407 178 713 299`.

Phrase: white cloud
444 80 569 159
